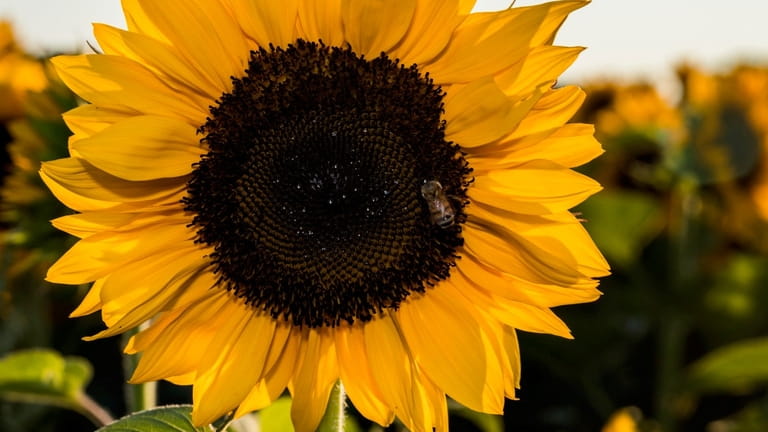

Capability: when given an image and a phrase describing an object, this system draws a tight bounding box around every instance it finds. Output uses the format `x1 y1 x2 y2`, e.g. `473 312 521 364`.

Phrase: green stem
74 391 115 427
121 321 156 412
655 315 685 431
1 391 114 428
655 181 698 432
316 381 346 432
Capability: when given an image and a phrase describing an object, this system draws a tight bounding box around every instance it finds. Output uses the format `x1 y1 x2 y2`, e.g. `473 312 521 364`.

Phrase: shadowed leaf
685 338 768 394
0 349 91 407
97 405 208 432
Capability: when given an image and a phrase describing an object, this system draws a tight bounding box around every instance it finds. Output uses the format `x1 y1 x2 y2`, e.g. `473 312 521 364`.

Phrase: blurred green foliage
0 349 91 403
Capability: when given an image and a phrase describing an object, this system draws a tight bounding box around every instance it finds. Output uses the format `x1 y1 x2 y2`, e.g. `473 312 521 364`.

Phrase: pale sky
1 0 766 94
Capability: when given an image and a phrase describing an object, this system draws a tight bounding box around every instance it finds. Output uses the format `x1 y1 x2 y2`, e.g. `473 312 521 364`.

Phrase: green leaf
97 405 208 432
0 349 92 406
685 337 768 394
258 397 294 432
577 191 663 267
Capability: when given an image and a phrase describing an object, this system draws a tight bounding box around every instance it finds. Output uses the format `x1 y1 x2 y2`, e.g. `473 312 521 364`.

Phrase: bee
420 180 455 229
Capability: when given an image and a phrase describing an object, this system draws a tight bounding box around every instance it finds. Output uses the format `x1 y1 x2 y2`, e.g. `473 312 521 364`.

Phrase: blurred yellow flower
574 82 685 191
601 408 640 432
0 20 50 268
725 66 768 220
44 1 608 430
580 82 685 146
677 64 768 248
0 21 47 121
1 63 78 276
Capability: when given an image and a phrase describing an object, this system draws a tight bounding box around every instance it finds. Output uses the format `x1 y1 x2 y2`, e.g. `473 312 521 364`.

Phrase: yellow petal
297 0 344 46
341 0 417 58
458 0 475 15
235 324 300 415
261 323 300 382
489 298 573 339
457 251 601 308
482 322 519 400
450 269 574 338
62 103 138 143
102 257 217 342
397 284 505 414
419 376 448 432
47 221 192 285
336 325 395 426
445 79 544 147
463 217 580 287
50 54 206 125
451 303 519 398
93 23 221 101
465 206 610 283
394 0 461 65
40 158 186 211
71 115 204 181
529 1 588 47
530 124 604 167
98 246 207 330
363 314 440 432
124 308 183 355
227 0 299 48
496 209 610 279
507 85 585 139
501 326 521 395
470 161 603 215
425 5 550 84
290 330 340 432
69 280 103 317
496 45 584 97
166 372 196 386
136 0 250 92
52 209 185 239
467 123 604 172
129 290 230 382
121 0 170 44
193 312 277 426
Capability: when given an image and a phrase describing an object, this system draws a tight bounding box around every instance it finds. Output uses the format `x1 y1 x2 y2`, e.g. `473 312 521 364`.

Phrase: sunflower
731 66 768 221
0 20 48 195
0 21 48 121
687 65 768 221
572 81 686 191
590 83 684 144
601 408 640 432
44 0 608 430
2 63 78 275
676 64 768 250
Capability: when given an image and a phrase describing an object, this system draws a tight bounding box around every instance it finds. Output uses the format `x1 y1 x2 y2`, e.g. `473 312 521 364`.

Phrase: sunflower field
1 1 767 432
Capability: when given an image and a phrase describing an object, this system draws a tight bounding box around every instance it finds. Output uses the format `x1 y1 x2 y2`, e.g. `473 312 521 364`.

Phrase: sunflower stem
317 381 346 432
74 391 115 427
655 179 698 432
121 321 157 412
